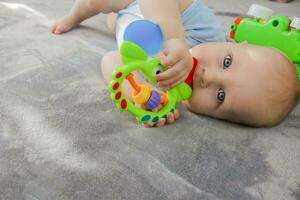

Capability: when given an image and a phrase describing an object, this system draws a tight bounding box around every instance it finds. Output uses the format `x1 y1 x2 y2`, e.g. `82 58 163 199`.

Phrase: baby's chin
182 99 202 115
182 100 192 110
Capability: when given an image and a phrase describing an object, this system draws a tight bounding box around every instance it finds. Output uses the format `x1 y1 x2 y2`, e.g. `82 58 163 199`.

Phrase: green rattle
108 20 194 124
229 4 300 79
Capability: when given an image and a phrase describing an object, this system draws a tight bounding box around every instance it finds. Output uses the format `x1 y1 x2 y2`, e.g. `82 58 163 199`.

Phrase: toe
54 24 69 34
50 25 55 34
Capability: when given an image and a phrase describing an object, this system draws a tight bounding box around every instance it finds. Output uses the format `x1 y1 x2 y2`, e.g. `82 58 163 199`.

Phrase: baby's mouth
184 57 199 89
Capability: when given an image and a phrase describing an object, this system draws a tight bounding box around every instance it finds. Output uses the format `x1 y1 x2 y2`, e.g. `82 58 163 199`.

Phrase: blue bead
142 115 151 122
145 90 161 110
152 116 159 123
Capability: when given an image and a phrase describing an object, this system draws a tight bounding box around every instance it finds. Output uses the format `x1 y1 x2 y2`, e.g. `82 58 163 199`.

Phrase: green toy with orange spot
229 4 300 79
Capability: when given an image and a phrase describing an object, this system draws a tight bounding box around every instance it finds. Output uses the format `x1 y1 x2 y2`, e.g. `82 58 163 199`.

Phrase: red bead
116 72 123 78
113 82 119 90
121 99 127 109
115 92 122 100
230 31 235 39
234 16 242 25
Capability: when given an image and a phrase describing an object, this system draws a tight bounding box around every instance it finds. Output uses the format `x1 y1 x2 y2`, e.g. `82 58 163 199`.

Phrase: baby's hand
138 93 180 128
156 38 193 89
143 106 180 128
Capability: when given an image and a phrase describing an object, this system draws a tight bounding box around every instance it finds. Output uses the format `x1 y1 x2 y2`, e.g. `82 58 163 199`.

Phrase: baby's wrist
165 37 186 45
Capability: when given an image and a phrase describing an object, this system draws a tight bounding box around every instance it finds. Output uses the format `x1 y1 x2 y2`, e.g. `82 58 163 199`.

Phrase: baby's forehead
234 45 285 73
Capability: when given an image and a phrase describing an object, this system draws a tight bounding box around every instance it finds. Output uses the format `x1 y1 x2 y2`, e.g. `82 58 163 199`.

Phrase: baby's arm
139 0 186 41
139 0 193 88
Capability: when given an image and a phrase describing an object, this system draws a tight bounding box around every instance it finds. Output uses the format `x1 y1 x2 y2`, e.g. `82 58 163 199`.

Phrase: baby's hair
265 53 299 126
221 48 298 127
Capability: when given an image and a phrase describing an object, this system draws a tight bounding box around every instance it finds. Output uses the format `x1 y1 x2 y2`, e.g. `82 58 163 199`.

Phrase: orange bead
132 84 151 104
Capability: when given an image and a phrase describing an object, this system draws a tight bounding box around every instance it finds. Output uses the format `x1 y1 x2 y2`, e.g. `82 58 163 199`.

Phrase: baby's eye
223 55 232 69
217 88 225 103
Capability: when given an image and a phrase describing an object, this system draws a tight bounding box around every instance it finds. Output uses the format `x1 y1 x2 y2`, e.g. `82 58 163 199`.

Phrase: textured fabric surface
0 0 299 200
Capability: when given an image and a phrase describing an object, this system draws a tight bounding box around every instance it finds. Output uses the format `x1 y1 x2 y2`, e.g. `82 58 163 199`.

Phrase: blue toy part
123 20 163 57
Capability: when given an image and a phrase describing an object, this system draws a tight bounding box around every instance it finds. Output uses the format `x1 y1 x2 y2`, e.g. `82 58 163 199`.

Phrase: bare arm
138 0 185 41
138 0 193 89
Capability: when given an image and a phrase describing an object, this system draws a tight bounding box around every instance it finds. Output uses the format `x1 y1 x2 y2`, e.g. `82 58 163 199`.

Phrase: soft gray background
0 0 300 200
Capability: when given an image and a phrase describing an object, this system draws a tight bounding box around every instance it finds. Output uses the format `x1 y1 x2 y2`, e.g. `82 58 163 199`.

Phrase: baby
101 42 299 128
52 0 299 127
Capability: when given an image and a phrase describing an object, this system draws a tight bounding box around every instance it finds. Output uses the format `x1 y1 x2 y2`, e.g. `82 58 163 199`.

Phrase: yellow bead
132 84 151 104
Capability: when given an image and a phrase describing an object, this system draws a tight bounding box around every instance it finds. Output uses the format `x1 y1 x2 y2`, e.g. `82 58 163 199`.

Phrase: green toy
108 20 194 124
108 41 193 124
230 7 300 79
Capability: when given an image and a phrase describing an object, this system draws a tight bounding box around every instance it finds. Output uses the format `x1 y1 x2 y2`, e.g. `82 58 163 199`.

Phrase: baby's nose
198 66 210 88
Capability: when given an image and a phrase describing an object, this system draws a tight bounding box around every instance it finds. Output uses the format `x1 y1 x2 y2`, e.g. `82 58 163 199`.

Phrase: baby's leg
101 51 147 98
51 0 133 34
101 51 179 127
106 12 118 34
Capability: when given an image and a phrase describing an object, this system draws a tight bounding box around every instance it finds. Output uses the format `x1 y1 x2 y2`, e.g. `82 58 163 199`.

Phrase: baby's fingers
157 58 190 80
144 122 154 128
168 73 189 89
166 109 180 123
143 117 166 128
158 69 187 88
173 109 180 120
143 109 180 128
156 118 167 127
157 62 190 88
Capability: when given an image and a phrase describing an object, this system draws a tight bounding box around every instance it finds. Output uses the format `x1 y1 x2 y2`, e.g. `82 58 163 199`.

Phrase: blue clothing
116 0 226 49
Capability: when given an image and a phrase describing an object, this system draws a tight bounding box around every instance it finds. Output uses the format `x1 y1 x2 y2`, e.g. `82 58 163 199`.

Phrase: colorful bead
145 90 161 109
132 84 151 104
115 92 122 100
116 72 123 78
152 116 159 123
230 31 235 39
113 82 120 90
234 16 242 25
142 115 151 122
121 99 127 109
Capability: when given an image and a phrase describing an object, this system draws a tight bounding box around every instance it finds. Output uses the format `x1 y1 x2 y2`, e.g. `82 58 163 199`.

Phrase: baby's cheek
183 98 205 114
182 100 193 111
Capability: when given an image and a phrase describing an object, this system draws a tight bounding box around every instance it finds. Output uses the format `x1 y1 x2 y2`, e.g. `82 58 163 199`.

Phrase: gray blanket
0 0 299 199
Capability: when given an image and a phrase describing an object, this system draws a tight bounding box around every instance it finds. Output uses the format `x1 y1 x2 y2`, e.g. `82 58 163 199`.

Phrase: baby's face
184 42 294 126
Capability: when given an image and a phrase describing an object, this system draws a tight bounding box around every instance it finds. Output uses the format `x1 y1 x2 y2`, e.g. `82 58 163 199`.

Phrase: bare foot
51 14 81 34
